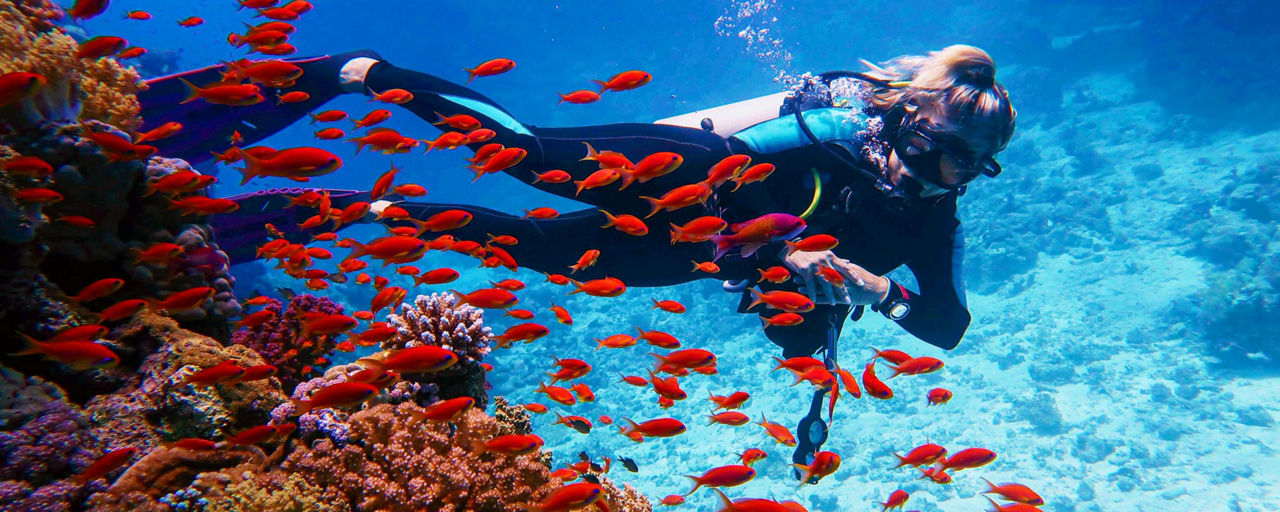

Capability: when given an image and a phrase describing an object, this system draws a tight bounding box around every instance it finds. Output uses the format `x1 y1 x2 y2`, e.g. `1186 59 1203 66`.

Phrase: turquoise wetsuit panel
731 108 867 154
441 93 534 137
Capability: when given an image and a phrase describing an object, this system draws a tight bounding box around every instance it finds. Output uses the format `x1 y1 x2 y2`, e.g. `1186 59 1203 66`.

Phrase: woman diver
139 44 1016 476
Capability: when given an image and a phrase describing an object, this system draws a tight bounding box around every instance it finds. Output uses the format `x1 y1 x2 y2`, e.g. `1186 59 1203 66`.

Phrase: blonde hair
862 45 1016 154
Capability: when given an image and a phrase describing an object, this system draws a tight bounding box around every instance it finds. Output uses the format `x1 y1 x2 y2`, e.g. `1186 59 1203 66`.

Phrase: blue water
81 1 1280 510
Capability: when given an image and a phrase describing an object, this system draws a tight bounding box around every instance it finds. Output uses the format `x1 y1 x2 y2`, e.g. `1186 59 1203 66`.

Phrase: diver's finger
801 272 819 302
818 279 837 305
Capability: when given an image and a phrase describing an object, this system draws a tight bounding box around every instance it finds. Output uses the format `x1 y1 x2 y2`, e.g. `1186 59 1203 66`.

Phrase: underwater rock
87 445 267 511
1072 430 1119 464
85 312 286 445
383 293 493 407
1011 391 1065 434
1028 359 1078 386
1232 405 1275 427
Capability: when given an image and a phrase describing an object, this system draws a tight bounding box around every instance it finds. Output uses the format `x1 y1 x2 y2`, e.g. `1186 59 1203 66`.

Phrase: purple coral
383 293 493 406
0 367 104 511
231 294 343 393
269 363 439 445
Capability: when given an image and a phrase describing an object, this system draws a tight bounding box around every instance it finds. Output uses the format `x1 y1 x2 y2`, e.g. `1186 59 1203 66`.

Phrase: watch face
888 302 910 320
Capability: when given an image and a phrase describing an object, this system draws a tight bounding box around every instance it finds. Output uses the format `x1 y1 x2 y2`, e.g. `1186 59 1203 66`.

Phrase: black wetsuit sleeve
884 221 971 350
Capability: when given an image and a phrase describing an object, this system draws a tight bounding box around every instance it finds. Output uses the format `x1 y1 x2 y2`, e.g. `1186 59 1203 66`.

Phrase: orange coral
0 0 143 132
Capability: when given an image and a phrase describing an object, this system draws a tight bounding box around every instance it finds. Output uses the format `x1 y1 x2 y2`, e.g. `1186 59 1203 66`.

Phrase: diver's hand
783 250 891 306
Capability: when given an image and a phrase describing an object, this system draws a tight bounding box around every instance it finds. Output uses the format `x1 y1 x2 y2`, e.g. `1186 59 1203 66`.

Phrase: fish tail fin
712 489 733 509
236 151 266 185
591 79 608 93
431 111 447 126
462 68 476 84
13 333 44 356
177 78 202 105
617 169 635 191
708 234 734 262
580 141 599 162
747 288 765 311
530 171 545 184
980 477 998 493
289 397 313 416
889 450 907 468
598 209 617 228
668 223 682 246
729 178 745 193
638 196 661 219
342 239 370 262
227 33 243 47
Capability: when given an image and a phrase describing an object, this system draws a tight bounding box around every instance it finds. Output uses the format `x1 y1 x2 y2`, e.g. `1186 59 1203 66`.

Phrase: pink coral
383 293 493 406
231 294 342 393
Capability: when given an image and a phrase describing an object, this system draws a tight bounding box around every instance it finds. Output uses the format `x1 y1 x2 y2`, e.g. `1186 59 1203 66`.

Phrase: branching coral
231 294 342 394
0 0 143 132
384 293 493 406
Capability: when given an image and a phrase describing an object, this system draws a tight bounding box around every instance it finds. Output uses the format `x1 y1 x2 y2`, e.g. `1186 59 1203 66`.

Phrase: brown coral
86 445 267 511
283 402 556 512
0 0 143 132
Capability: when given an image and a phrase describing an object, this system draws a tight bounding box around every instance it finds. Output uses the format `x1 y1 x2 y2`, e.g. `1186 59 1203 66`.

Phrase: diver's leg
141 50 381 164
362 63 736 216
213 188 370 264
389 201 708 287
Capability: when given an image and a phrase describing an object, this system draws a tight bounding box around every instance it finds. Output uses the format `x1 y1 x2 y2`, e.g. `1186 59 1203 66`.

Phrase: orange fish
504 309 535 320
94 299 147 323
522 207 560 219
345 236 427 264
493 322 549 346
880 490 909 511
348 128 418 155
314 127 345 140
412 209 472 233
982 496 1043 512
468 147 527 180
76 447 137 484
178 360 244 387
569 276 626 297
235 364 277 383
571 382 595 402
635 327 679 349
68 0 109 21
685 465 756 495
116 46 146 59
918 466 952 485
648 371 686 400
69 278 125 303
704 154 752 188
486 233 518 246
708 411 750 426
651 299 686 313
888 356 944 377
980 478 1044 506
760 312 804 328
594 70 652 92
1 155 53 178
692 261 721 274
415 267 460 286
594 333 636 351
345 326 398 347
0 72 46 109
747 289 814 313
669 216 727 244
432 112 481 131
618 417 686 441
76 36 128 60
568 249 600 273
278 90 310 104
739 448 768 466
237 146 342 184
651 348 714 369
729 163 776 192
134 121 183 144
543 273 572 286
12 336 119 370
891 444 948 468
370 88 413 104
599 209 648 236
756 415 796 446
178 79 263 106
410 396 475 423
862 362 893 399
785 234 839 255
232 309 276 330
360 346 458 374
291 382 378 414
709 391 750 411
450 288 517 309
792 450 841 486
465 128 496 144
554 413 593 434
352 108 392 129
178 16 205 27
558 90 600 104
834 365 862 399
489 278 525 291
309 110 348 123
580 142 634 169
149 286 215 313
536 380 577 406
938 447 997 472
166 438 218 451
620 374 648 387
639 182 712 219
13 187 63 204
871 347 914 365
531 169 572 184
757 266 791 283
464 58 516 83
369 164 399 201
526 482 601 512
224 424 281 446
46 325 108 342
573 168 621 196
168 196 240 215
300 312 357 337
926 388 952 405
522 403 549 414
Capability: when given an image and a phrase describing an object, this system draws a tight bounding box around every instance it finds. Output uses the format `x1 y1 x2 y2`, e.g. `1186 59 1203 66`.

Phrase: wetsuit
139 53 969 357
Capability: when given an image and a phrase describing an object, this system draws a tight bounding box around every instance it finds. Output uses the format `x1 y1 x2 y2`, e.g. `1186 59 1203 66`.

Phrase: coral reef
384 293 493 406
0 367 104 512
84 312 287 446
87 445 268 511
0 0 143 132
231 294 343 394
282 402 558 512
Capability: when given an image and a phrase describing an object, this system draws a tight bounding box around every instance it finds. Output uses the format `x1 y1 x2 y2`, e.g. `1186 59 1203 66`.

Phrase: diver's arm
876 223 971 350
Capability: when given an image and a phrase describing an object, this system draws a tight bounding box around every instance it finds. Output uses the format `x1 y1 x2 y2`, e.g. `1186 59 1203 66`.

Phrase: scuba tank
653 91 792 137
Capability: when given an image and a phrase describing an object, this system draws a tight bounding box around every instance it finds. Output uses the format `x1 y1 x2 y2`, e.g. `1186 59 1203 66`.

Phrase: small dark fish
277 287 296 300
589 461 603 472
581 474 600 484
619 457 639 472
578 450 590 462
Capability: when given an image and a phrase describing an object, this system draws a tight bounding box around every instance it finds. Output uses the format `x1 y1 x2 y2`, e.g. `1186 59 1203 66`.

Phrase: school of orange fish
0 1 1051 511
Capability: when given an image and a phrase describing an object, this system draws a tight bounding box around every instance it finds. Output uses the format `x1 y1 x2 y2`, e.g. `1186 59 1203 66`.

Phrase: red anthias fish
708 213 806 261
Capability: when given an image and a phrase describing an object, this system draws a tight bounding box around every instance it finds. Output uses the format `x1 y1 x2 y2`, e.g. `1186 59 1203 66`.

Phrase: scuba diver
139 44 1016 478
